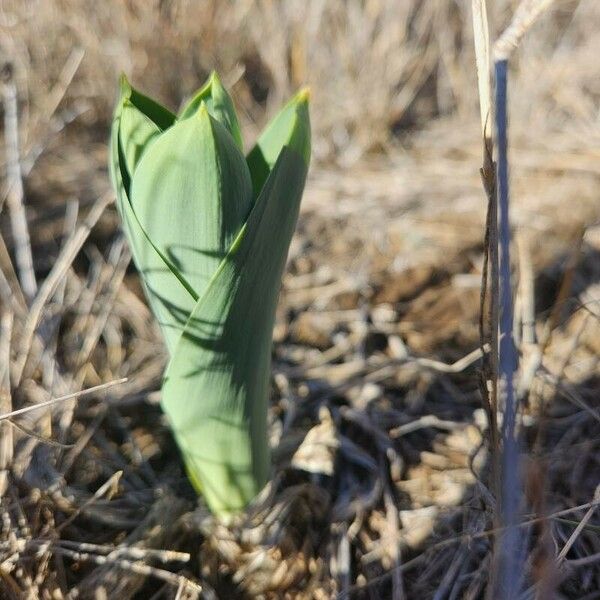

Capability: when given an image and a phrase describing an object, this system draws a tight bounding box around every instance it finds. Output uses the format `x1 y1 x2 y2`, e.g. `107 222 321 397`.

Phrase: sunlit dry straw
13 192 114 385
2 63 36 301
495 0 559 61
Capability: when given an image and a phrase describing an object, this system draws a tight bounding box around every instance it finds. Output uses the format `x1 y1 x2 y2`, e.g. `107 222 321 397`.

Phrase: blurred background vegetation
2 0 598 165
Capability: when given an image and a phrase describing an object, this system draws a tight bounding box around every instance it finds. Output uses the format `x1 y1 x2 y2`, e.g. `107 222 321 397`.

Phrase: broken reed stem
471 0 501 528
2 64 37 302
495 0 558 61
471 0 492 142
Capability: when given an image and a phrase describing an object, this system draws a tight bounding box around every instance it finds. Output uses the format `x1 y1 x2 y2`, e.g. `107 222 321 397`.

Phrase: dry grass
0 0 599 598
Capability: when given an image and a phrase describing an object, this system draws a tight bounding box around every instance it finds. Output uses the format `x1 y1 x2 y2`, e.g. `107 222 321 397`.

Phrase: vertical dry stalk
472 0 492 147
0 310 13 496
471 0 500 522
2 63 37 302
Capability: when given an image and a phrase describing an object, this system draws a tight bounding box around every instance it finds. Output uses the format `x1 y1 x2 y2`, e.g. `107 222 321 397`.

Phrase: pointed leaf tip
296 87 310 103
114 78 176 133
195 100 210 118
178 71 243 149
118 73 131 98
246 87 311 196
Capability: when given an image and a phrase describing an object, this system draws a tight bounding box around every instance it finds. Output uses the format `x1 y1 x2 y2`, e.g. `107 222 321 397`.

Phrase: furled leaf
246 88 310 197
119 75 176 132
119 101 162 180
179 72 244 150
130 106 253 352
110 76 173 216
109 74 312 515
110 78 197 356
161 95 310 514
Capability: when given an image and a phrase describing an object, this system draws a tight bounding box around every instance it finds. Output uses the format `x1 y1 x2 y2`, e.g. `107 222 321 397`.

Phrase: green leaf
161 98 310 515
120 74 176 132
130 106 253 353
247 88 310 197
179 72 244 150
119 101 162 182
109 77 197 356
112 75 175 194
109 76 176 235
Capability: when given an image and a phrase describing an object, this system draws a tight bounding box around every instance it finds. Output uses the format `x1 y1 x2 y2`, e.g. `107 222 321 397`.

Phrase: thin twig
51 540 190 564
55 471 122 533
52 546 201 593
556 486 600 564
0 377 127 421
38 48 85 132
495 0 559 61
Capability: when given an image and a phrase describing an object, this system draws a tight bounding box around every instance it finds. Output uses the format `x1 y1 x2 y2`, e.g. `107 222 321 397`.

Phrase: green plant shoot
109 72 311 515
